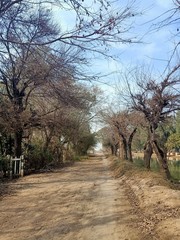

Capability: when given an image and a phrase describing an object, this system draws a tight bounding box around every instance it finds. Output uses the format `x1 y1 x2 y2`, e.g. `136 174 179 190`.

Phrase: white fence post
10 157 13 180
9 155 24 179
20 155 24 177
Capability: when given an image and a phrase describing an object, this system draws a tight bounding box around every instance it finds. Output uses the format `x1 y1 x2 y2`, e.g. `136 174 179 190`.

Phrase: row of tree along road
0 0 141 176
0 1 179 180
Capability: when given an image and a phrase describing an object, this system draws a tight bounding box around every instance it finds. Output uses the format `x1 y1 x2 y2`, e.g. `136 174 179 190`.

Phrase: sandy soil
0 155 179 240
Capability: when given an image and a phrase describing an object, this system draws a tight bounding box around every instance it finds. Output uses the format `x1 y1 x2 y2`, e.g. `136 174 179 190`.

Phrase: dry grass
109 156 177 189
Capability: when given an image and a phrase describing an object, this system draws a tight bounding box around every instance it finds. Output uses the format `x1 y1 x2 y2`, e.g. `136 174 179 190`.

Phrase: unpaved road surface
0 155 179 240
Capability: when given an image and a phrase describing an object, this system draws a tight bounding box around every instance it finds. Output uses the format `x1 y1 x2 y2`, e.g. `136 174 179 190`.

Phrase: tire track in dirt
121 176 179 240
122 179 160 240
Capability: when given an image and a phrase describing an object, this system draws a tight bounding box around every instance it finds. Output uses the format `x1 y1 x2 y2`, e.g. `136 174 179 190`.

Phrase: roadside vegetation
0 1 179 182
1 0 138 176
100 109 180 182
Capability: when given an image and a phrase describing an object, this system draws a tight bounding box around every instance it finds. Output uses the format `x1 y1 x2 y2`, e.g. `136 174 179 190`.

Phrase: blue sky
90 0 179 95
113 0 177 68
52 0 179 91
52 0 179 133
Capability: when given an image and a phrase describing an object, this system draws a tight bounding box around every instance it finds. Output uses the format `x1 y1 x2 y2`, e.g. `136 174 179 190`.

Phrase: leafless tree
101 109 141 161
149 0 180 66
0 0 141 158
153 0 180 33
98 126 119 155
28 85 97 164
128 64 180 179
0 34 88 157
112 111 141 161
0 0 140 54
0 0 23 16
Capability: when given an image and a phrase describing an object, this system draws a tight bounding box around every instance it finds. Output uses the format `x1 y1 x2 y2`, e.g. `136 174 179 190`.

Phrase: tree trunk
127 143 133 162
120 137 128 160
43 127 54 152
152 140 171 179
110 134 119 156
149 125 171 179
13 98 24 158
110 145 114 155
119 140 123 159
143 141 153 169
114 143 119 156
14 130 23 157
116 126 128 160
111 144 117 156
55 146 64 166
127 128 137 162
119 138 128 160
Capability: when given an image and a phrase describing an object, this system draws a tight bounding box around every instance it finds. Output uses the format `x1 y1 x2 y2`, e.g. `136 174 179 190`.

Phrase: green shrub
0 155 9 177
26 144 53 170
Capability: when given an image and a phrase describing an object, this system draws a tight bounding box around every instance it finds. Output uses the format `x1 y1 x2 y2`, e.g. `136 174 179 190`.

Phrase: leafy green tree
165 111 180 152
132 127 147 152
175 111 180 134
75 132 97 156
166 133 180 152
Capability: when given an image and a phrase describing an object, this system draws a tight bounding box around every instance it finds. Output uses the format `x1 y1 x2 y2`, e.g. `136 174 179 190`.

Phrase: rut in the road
122 177 179 240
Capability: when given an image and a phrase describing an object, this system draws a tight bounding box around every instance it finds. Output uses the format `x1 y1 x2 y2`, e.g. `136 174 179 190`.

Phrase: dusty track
0 155 179 240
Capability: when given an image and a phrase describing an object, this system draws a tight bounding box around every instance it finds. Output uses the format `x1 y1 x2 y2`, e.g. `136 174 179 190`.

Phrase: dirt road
0 155 179 240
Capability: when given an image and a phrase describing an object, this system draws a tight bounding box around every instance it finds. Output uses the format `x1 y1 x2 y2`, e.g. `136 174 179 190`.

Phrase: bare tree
129 64 180 179
98 126 119 155
0 0 140 53
101 109 140 161
0 1 100 158
112 111 140 161
149 0 180 65
26 84 97 166
0 0 23 16
0 0 141 157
